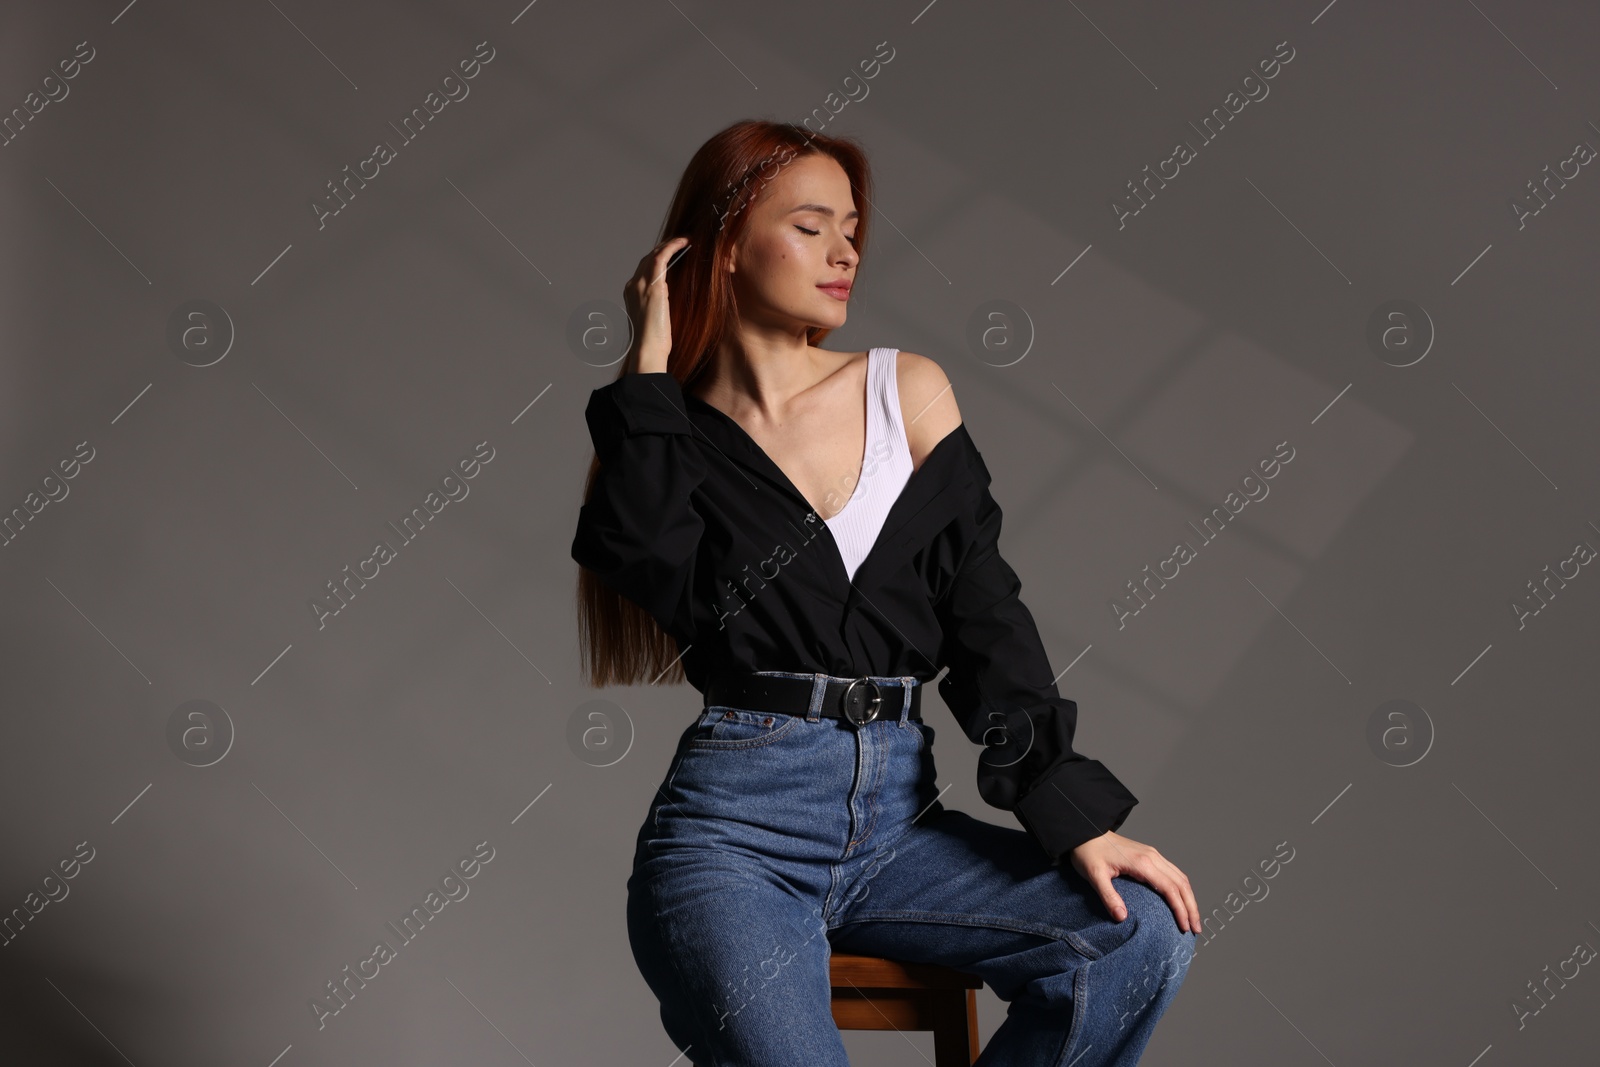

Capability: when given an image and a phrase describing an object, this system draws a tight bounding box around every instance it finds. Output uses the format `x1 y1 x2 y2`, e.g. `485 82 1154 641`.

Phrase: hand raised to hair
623 236 689 375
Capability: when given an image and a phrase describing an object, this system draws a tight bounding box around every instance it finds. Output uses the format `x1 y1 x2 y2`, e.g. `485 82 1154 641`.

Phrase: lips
817 282 851 298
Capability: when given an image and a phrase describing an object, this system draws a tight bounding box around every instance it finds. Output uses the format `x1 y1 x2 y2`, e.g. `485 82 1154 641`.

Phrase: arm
570 371 708 638
934 455 1139 863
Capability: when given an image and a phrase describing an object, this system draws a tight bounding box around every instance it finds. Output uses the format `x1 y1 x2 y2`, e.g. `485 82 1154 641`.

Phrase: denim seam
845 724 890 855
841 730 866 861
870 732 889 845
829 908 1105 960
1060 956 1092 1066
702 706 806 728
687 714 800 751
822 860 843 925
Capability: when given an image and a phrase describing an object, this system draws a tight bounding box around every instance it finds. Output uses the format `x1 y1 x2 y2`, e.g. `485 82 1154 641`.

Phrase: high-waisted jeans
626 671 1195 1066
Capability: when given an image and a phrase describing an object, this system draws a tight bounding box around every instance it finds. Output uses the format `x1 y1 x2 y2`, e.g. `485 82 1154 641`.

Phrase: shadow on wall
0 943 152 1065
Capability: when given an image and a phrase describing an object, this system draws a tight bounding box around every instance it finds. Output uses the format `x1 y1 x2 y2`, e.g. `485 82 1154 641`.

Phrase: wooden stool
828 951 983 1065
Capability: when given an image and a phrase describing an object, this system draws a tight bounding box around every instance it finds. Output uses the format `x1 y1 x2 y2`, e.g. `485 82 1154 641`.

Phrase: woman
572 119 1197 1066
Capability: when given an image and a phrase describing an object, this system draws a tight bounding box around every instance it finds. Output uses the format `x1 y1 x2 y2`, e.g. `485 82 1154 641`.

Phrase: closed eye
796 224 858 245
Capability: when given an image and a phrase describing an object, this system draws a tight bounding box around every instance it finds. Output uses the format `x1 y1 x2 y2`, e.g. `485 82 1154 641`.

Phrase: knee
1113 878 1196 980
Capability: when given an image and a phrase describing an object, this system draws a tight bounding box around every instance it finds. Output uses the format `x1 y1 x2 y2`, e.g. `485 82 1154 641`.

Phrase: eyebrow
788 203 860 221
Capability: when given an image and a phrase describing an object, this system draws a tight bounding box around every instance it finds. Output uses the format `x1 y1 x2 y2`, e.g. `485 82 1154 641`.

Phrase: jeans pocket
688 706 801 750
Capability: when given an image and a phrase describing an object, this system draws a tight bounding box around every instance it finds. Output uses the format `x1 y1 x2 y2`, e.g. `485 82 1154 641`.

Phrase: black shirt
571 369 1138 861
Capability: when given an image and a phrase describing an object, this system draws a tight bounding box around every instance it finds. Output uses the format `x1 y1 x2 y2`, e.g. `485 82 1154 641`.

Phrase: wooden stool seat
828 951 983 1065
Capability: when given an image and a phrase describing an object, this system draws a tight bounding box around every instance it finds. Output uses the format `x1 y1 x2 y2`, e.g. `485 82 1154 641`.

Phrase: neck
699 331 826 421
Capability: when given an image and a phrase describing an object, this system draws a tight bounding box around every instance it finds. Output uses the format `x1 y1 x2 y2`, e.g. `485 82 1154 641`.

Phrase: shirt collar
682 391 984 597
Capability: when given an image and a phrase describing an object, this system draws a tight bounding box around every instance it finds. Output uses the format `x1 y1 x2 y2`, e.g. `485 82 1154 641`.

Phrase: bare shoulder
894 351 964 470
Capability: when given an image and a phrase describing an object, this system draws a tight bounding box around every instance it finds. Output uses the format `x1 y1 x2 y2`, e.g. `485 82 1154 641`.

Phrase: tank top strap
873 347 908 460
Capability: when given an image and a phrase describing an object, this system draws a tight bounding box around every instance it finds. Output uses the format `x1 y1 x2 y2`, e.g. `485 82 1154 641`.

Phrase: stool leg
965 988 980 1063
930 988 979 1066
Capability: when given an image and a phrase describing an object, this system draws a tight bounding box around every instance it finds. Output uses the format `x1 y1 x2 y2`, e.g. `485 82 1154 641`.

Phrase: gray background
3 0 1597 1064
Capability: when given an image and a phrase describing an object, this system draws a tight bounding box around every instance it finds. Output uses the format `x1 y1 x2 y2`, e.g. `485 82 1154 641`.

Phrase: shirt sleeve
570 371 708 638
933 444 1139 863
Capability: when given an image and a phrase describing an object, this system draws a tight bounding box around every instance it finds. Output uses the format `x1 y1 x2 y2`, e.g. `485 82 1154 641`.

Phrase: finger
644 235 690 270
1114 856 1178 931
1147 854 1199 935
650 239 691 285
1177 868 1201 936
634 236 688 279
1111 853 1184 933
1088 868 1127 922
645 234 687 255
1148 858 1199 935
1157 876 1193 934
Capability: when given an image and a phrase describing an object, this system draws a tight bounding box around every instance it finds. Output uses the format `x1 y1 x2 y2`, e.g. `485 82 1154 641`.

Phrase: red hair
576 119 874 687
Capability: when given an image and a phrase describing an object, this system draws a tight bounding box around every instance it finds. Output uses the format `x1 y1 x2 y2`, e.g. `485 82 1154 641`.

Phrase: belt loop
898 676 912 726
806 672 826 722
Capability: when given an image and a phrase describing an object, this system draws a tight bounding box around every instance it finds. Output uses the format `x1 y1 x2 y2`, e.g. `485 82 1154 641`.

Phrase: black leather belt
703 672 922 727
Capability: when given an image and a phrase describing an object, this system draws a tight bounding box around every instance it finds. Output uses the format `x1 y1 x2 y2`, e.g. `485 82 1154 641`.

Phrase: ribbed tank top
824 347 914 581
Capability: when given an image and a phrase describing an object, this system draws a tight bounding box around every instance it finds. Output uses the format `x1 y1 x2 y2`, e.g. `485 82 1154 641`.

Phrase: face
726 152 860 332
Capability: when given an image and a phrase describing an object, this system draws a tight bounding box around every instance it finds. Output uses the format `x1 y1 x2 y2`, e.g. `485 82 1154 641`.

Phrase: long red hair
575 119 874 687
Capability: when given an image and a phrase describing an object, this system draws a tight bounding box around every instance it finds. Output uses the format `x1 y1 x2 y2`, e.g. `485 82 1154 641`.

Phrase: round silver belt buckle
841 677 883 726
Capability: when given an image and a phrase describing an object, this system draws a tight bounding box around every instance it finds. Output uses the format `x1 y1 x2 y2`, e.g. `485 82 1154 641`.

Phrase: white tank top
824 347 915 581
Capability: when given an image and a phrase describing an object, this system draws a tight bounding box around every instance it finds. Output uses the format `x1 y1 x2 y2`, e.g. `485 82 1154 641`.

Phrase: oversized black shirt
571 369 1138 861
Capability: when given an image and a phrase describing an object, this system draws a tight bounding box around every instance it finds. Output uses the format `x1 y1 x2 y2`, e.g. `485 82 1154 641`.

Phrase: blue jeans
626 671 1195 1066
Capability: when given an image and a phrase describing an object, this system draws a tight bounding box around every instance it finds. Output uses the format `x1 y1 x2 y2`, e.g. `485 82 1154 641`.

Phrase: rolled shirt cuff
1011 757 1139 862
606 372 693 436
